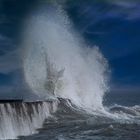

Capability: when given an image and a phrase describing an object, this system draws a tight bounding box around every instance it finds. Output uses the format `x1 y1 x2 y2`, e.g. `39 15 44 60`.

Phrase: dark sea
17 92 140 140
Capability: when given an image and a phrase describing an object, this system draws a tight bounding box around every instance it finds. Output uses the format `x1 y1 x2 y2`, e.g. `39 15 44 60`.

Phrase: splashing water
0 101 58 139
1 3 140 140
22 4 109 112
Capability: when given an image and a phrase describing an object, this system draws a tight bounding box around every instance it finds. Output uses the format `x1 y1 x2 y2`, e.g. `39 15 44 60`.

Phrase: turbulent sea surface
18 94 140 140
0 1 140 139
1 93 140 139
19 91 140 140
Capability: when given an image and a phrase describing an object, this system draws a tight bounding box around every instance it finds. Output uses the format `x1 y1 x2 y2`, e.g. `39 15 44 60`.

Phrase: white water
0 101 58 139
0 4 139 140
23 4 109 111
0 4 109 140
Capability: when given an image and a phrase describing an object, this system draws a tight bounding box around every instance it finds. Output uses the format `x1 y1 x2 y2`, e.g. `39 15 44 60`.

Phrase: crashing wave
0 100 58 139
22 4 109 112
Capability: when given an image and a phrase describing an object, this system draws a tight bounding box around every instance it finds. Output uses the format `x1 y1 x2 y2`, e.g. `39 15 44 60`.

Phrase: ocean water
0 93 139 140
0 1 140 140
17 95 140 140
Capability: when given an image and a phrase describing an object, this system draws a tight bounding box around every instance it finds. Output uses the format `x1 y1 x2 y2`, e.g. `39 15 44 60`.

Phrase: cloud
111 1 136 8
110 84 140 94
0 34 17 58
0 33 21 73
108 0 140 20
0 85 38 100
0 48 22 73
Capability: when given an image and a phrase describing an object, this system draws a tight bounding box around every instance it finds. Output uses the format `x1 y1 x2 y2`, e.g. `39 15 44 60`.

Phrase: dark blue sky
0 0 140 98
65 0 140 89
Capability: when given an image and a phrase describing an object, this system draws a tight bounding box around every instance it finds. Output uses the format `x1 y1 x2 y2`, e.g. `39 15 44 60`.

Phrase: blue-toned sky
0 0 140 98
